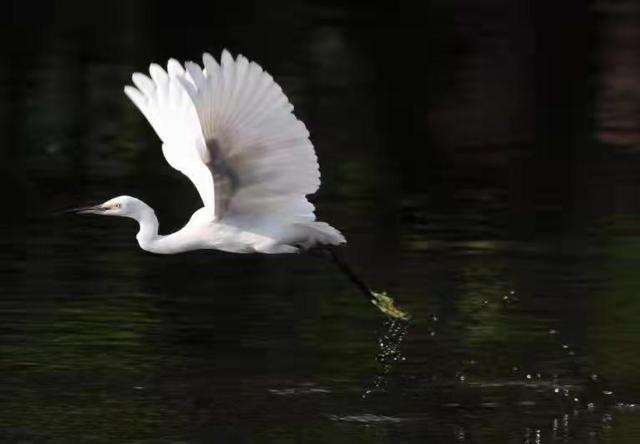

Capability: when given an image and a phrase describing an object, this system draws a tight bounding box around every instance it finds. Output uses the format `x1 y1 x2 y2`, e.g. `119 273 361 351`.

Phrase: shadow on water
1 0 640 442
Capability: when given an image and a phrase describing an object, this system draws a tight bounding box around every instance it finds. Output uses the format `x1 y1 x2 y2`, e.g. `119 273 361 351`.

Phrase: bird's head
72 196 149 219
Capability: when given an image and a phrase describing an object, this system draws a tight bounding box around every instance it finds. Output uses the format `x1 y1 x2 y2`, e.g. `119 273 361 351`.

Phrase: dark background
1 0 640 442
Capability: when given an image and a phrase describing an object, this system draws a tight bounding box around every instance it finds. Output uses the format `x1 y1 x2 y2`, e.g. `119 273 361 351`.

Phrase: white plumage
79 50 345 255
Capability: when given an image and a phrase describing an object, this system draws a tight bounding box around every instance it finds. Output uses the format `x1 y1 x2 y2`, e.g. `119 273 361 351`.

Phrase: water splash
362 318 410 398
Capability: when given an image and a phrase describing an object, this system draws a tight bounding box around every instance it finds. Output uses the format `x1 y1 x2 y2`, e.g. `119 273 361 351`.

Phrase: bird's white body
81 51 345 254
118 198 337 254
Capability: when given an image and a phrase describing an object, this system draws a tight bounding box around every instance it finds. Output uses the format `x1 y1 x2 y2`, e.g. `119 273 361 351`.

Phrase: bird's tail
293 221 346 249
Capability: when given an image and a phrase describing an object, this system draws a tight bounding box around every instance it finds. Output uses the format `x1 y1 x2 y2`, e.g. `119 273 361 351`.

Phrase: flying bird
73 50 408 320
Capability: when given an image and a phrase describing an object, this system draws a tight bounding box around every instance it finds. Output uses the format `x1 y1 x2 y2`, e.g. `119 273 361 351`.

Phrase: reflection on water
596 3 640 147
1 0 640 442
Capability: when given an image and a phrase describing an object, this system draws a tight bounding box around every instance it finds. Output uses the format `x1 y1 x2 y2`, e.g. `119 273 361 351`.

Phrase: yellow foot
371 291 411 321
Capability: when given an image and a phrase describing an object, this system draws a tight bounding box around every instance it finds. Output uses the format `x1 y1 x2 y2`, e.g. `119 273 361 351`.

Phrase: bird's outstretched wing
124 50 320 222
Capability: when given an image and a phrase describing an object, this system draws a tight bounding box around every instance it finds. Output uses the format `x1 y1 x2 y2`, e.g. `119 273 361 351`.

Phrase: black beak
65 205 107 215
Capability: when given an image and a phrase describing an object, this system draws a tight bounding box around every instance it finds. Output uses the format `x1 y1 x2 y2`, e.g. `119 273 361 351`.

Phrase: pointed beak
66 205 109 215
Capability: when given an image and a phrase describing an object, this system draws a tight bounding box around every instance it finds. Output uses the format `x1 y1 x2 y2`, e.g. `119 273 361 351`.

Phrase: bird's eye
113 203 121 209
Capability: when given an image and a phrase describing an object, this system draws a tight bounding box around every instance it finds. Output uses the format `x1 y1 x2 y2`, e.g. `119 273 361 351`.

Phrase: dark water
2 1 640 442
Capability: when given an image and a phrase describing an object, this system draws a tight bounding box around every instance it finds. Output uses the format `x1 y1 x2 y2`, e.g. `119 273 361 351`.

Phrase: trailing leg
326 247 377 305
308 246 411 320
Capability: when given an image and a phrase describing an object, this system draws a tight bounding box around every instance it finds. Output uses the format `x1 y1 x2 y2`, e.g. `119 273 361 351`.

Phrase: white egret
74 50 408 320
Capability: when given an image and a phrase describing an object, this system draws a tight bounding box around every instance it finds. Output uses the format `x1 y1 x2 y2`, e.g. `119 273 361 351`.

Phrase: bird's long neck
133 203 162 253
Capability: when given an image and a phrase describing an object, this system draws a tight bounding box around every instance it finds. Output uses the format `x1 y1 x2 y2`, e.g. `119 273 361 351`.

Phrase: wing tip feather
167 58 184 76
124 85 146 107
149 63 168 82
221 49 233 65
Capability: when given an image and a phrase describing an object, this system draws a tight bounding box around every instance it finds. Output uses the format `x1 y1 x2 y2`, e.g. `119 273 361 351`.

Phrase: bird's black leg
307 246 410 320
326 247 377 305
307 246 373 302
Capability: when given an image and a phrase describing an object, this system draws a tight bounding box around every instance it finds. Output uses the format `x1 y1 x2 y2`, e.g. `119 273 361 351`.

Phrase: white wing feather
124 50 320 223
125 65 214 209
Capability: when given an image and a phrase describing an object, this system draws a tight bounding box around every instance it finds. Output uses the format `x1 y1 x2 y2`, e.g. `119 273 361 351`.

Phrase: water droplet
526 374 532 380
591 374 598 381
363 318 409 397
459 375 466 382
549 329 557 335
573 397 579 403
603 390 613 396
587 403 595 410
